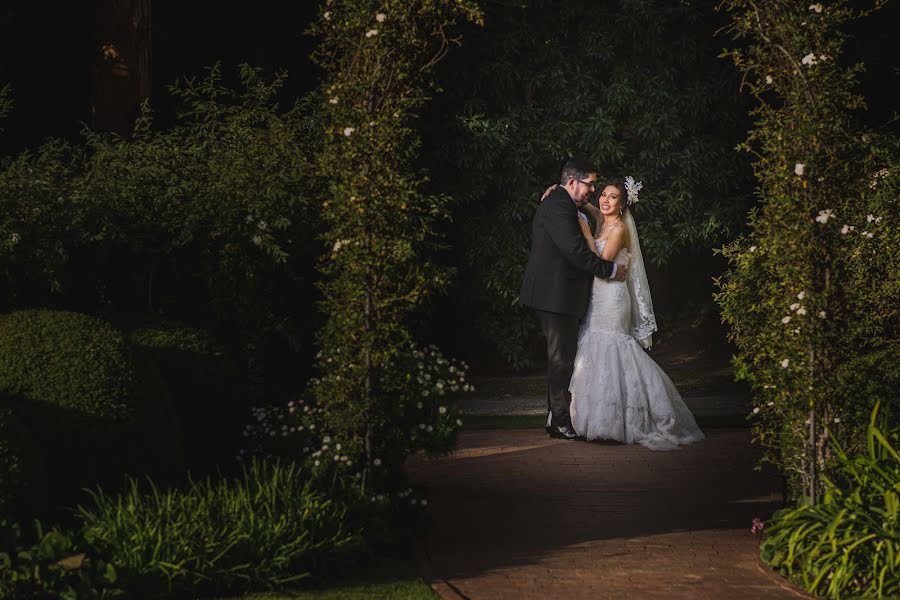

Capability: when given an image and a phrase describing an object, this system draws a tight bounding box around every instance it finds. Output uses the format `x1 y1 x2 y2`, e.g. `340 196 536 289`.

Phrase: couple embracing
520 158 704 450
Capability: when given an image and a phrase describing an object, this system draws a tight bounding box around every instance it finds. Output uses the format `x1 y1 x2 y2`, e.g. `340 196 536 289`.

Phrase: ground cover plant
760 404 900 598
78 459 367 599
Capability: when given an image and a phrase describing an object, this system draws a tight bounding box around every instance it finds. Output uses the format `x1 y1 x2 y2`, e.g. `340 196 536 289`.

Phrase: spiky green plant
761 402 900 598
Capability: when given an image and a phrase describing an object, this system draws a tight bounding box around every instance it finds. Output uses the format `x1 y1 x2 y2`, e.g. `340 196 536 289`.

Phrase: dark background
1 1 895 156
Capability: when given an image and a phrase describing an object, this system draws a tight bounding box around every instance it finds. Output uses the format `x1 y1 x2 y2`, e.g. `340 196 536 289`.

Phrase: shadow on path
407 428 809 600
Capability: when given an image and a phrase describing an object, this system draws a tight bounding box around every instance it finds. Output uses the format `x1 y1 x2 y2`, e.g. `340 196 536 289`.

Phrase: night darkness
0 1 896 157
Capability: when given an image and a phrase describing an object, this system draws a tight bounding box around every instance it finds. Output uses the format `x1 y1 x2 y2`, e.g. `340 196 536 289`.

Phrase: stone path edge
754 553 816 599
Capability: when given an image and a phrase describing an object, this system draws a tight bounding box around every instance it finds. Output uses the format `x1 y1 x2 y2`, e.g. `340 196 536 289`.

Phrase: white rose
794 162 806 176
781 359 790 368
376 13 386 22
365 29 379 38
809 4 823 13
343 127 355 136
782 316 791 324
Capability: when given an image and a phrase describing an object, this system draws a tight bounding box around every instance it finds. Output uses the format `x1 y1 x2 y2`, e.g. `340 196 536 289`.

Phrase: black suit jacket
519 186 616 318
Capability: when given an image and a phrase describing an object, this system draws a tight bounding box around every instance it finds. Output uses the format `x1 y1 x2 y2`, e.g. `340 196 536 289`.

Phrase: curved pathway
407 428 810 599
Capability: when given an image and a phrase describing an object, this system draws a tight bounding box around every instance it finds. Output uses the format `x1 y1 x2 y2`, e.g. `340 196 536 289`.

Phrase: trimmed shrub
0 404 49 518
0 309 182 501
79 459 367 598
122 315 246 474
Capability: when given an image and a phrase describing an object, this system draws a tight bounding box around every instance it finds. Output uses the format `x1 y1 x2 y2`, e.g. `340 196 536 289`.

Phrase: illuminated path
408 428 810 600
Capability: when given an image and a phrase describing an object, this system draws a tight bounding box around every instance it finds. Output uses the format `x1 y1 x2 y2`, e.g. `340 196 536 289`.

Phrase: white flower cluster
413 344 472 398
801 52 828 66
869 168 890 189
815 208 835 223
839 213 881 237
783 293 809 328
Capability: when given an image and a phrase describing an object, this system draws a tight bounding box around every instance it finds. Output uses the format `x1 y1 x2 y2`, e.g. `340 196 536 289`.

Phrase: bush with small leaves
122 315 246 475
716 0 898 501
0 404 49 518
0 310 182 502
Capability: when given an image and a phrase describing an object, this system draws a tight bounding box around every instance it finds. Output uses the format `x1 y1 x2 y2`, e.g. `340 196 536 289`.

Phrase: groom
520 158 627 440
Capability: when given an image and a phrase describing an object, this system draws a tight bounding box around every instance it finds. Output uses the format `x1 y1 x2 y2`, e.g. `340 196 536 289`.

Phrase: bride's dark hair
598 179 628 214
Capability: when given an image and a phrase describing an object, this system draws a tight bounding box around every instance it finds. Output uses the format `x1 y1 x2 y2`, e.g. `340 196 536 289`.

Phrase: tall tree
91 0 151 135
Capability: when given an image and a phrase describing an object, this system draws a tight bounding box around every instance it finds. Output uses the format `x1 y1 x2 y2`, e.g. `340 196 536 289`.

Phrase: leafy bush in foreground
78 459 367 598
0 519 123 600
761 403 900 598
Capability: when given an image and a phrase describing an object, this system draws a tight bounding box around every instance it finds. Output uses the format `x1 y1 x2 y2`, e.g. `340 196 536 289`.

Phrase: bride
568 178 704 450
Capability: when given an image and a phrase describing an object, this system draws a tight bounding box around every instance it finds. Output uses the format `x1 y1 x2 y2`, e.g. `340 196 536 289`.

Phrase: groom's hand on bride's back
540 184 557 201
612 264 628 282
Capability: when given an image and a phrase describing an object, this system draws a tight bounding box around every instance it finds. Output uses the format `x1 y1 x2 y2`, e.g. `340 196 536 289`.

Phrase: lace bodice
585 240 631 337
594 238 629 266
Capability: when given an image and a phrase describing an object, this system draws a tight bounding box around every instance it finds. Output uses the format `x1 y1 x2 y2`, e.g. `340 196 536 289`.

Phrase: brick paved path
407 428 809 600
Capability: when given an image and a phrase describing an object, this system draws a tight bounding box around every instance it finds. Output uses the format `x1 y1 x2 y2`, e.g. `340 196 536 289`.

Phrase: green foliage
760 404 900 598
0 407 20 514
0 66 323 394
307 0 482 474
245 344 468 492
123 315 246 474
0 405 49 518
0 84 10 131
78 459 367 599
715 0 898 498
426 0 751 368
0 309 182 500
0 519 123 600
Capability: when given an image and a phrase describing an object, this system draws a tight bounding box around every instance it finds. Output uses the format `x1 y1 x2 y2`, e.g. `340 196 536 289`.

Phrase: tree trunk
90 0 151 136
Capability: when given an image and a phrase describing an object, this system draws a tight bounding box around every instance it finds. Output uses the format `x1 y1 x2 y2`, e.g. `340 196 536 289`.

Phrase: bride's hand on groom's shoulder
540 184 557 202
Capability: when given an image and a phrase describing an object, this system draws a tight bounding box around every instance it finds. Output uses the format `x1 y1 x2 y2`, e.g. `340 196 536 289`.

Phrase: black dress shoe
548 423 580 440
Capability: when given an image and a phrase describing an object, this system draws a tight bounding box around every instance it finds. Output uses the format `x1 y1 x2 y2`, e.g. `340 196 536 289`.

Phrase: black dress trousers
535 308 581 427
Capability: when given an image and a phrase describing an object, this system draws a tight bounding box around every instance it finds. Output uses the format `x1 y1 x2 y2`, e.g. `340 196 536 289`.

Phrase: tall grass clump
761 403 900 598
78 459 367 598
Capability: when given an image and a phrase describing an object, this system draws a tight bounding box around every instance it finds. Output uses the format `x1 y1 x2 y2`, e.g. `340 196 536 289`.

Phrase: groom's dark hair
559 158 598 185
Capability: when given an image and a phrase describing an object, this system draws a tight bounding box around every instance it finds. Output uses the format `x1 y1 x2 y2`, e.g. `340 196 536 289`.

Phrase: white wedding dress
569 238 705 450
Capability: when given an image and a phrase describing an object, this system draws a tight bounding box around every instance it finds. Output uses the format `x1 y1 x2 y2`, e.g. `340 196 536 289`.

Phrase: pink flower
751 517 765 535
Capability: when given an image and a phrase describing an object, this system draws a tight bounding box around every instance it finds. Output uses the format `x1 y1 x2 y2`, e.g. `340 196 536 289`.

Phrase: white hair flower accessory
624 176 643 206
